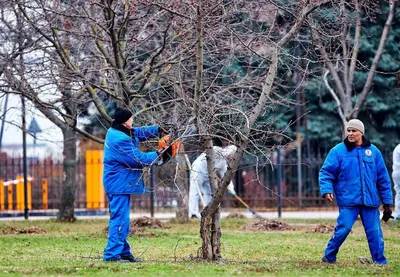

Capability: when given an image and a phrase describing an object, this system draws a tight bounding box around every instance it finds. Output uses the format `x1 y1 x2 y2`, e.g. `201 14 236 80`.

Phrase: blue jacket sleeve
319 149 338 198
111 135 159 167
133 126 159 142
374 148 393 205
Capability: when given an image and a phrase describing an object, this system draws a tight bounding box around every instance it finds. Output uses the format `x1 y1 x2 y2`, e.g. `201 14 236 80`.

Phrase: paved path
0 210 340 221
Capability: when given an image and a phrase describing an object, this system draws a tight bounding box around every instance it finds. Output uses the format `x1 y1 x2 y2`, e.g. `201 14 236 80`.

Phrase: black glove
157 145 173 165
382 204 394 222
163 145 173 162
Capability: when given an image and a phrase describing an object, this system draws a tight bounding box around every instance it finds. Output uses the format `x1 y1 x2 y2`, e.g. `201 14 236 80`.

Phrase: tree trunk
199 137 223 260
175 152 189 222
193 1 221 259
200 206 222 261
58 125 77 221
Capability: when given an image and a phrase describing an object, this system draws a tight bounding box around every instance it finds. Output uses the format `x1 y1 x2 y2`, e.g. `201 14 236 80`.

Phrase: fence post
16 176 31 211
16 176 23 210
150 166 154 218
28 177 32 210
98 151 105 208
7 184 12 210
42 178 48 209
85 150 104 209
86 151 95 209
297 134 302 208
277 148 282 218
0 180 4 211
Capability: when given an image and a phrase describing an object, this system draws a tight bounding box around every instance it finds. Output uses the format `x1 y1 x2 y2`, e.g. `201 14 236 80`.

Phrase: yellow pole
0 180 4 211
92 150 100 208
98 151 105 208
16 175 23 210
42 178 48 209
7 185 12 210
86 150 105 209
28 177 32 210
86 151 94 209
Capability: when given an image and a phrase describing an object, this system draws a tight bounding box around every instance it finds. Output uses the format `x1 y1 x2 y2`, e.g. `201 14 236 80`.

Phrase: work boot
121 255 141 263
104 258 129 263
321 256 336 264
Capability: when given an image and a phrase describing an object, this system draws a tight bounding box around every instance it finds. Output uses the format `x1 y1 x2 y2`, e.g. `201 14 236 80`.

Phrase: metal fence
0 148 394 214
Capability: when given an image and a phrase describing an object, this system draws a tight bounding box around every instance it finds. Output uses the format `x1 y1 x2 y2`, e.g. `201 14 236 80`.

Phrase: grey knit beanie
347 119 364 134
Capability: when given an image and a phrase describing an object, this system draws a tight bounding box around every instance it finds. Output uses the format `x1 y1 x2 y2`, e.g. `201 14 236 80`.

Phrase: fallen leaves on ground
240 219 293 231
131 216 165 229
0 226 46 235
102 216 168 236
305 223 334 234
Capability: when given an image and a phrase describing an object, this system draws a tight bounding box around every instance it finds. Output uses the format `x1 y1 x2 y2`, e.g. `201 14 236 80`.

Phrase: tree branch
346 0 361 97
353 1 397 117
323 69 346 124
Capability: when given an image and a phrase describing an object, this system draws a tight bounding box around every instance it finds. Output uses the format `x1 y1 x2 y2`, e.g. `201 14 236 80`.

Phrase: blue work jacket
103 125 159 195
319 137 393 207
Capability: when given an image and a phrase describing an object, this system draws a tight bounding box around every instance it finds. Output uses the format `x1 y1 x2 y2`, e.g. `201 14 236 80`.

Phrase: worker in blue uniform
319 119 393 265
102 107 171 262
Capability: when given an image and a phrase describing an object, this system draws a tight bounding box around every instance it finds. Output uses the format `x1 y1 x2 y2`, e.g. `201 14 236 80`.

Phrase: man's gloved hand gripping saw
157 123 182 166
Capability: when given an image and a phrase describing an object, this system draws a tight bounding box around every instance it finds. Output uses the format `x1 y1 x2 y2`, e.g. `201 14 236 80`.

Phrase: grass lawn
0 217 399 276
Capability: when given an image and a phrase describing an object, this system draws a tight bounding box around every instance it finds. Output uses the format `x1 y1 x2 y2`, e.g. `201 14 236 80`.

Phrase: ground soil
0 226 46 234
240 219 294 231
102 216 167 236
305 223 335 234
131 216 166 229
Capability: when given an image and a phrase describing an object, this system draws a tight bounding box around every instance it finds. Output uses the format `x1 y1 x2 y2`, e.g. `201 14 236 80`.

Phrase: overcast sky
0 94 63 158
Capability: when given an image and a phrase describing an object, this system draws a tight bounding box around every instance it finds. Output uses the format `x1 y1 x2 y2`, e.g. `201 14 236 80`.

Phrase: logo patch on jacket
365 149 372 156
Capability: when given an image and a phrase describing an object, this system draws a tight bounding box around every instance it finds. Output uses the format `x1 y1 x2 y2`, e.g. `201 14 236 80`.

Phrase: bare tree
0 0 192 221
310 0 397 128
149 0 333 260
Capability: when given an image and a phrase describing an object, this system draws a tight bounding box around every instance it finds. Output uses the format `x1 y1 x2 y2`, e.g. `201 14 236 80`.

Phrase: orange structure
15 176 32 210
7 184 12 210
42 178 48 209
85 150 105 209
0 180 4 211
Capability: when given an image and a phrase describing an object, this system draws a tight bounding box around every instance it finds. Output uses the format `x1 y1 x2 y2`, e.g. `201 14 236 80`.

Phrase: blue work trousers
103 194 132 261
324 205 386 264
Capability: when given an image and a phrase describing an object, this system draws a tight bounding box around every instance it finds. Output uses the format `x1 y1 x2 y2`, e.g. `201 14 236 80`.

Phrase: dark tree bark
58 126 77 221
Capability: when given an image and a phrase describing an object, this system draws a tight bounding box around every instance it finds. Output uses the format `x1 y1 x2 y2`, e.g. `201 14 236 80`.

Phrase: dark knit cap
113 107 133 124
